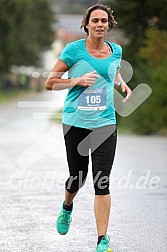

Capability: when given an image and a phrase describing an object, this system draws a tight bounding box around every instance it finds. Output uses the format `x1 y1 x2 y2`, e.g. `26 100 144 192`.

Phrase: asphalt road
0 90 167 252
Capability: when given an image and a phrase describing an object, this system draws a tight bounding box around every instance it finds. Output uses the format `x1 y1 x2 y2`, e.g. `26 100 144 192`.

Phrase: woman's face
86 9 109 38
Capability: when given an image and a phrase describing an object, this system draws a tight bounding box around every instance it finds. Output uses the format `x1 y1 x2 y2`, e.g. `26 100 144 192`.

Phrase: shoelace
102 236 110 243
99 236 112 252
59 211 72 224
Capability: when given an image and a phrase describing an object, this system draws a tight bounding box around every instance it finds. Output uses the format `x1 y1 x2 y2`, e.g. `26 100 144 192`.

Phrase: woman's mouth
95 30 104 33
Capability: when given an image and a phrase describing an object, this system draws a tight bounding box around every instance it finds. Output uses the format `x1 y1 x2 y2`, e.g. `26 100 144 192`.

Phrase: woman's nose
97 21 103 26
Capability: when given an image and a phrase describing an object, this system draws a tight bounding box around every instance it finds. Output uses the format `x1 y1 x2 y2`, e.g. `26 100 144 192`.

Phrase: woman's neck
86 36 105 50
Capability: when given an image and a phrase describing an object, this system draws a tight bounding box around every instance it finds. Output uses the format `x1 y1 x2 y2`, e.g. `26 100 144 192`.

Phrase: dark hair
80 3 117 35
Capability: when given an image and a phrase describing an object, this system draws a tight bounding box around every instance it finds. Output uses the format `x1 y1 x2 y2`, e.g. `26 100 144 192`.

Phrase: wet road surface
0 91 167 252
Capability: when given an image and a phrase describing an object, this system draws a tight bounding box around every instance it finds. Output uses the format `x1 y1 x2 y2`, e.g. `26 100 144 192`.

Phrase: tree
104 0 167 134
106 0 167 38
131 29 167 134
0 0 54 75
105 0 167 64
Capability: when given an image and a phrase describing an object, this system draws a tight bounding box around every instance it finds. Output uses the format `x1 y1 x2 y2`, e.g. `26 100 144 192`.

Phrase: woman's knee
93 173 110 195
65 173 87 193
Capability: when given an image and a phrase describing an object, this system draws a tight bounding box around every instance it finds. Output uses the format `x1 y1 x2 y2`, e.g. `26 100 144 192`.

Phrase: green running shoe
96 235 112 252
56 202 72 235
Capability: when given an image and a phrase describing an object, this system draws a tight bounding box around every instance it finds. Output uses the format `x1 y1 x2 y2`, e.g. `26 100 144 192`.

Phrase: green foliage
106 0 167 38
118 29 167 134
104 0 167 134
139 29 167 65
105 0 167 66
0 0 54 74
135 29 167 134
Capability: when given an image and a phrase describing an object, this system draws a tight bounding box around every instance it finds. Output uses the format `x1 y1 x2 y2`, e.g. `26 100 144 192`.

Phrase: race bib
78 88 106 111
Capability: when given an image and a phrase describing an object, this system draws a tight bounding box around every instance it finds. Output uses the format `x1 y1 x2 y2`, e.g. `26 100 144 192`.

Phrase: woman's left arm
114 69 132 103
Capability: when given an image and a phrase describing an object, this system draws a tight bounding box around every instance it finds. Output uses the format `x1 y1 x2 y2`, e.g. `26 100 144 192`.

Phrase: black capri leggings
63 124 117 195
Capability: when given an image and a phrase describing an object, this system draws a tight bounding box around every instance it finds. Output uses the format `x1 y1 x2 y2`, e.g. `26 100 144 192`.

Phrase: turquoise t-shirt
59 38 122 129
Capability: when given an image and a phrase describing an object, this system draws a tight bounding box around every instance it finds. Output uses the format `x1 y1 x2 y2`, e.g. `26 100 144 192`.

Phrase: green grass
0 90 30 104
50 109 63 124
117 126 133 135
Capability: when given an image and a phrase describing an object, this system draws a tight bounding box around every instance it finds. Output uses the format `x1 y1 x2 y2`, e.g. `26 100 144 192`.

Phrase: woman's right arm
45 59 100 91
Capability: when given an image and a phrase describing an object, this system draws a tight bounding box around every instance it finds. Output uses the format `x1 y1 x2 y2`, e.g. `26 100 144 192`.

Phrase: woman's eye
92 19 107 23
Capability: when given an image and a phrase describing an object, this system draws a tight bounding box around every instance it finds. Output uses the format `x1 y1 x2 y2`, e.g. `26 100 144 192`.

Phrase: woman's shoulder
108 41 122 49
106 40 122 55
66 38 85 48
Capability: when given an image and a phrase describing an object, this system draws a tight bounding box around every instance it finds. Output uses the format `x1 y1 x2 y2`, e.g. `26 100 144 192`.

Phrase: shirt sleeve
58 43 75 68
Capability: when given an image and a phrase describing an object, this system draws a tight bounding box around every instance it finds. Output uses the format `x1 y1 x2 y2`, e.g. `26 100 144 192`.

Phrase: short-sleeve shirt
58 38 122 129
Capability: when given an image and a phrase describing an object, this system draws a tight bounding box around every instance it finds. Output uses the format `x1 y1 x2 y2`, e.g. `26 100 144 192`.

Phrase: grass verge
0 90 30 104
